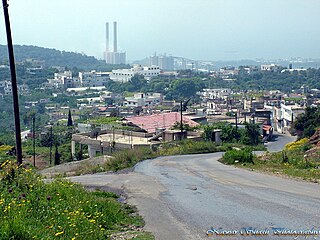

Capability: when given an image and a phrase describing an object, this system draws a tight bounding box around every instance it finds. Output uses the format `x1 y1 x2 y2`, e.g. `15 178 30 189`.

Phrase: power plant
105 21 126 64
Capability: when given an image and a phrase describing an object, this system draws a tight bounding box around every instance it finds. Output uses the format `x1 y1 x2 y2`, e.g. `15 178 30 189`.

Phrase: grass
235 149 320 182
72 140 266 175
0 160 154 239
74 147 159 175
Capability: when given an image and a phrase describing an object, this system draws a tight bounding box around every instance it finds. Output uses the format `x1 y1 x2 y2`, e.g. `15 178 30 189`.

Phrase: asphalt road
264 134 297 152
69 134 320 240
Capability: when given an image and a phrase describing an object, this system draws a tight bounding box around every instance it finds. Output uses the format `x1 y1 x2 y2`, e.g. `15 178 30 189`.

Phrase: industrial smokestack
113 21 117 52
106 22 109 52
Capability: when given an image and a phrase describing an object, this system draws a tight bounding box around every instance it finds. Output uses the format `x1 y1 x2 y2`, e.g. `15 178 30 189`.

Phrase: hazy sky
0 0 319 61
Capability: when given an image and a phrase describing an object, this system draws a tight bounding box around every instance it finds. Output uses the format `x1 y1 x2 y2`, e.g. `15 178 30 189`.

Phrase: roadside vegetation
220 148 254 165
0 160 154 240
221 107 320 182
230 146 320 182
72 139 265 176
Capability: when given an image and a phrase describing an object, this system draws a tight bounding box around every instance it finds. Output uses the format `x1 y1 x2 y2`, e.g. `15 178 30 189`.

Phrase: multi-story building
0 81 29 95
110 65 160 83
123 93 163 107
79 71 110 87
260 64 280 72
149 54 174 70
199 88 231 101
265 101 305 133
105 52 126 65
47 71 75 88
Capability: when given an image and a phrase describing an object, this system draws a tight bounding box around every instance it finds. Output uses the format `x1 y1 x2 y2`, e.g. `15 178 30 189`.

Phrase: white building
199 88 231 100
110 65 160 83
77 97 102 106
66 86 106 93
105 52 126 65
280 68 307 73
265 101 305 133
79 71 110 87
0 81 29 95
206 101 222 115
149 54 174 70
47 71 75 88
100 91 116 103
123 93 163 107
260 64 280 72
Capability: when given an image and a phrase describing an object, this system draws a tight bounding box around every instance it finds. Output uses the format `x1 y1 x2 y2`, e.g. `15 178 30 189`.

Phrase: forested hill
0 45 114 70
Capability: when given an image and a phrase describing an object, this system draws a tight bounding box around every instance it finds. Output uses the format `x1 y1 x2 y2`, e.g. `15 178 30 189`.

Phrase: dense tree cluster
106 68 320 102
203 122 261 146
204 68 320 92
293 106 320 138
0 45 130 71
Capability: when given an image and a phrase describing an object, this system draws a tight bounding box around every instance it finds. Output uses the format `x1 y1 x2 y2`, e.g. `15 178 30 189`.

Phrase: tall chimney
113 21 117 52
106 22 109 52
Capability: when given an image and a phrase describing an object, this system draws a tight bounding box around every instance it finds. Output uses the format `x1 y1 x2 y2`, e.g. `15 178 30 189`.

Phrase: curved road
69 134 320 239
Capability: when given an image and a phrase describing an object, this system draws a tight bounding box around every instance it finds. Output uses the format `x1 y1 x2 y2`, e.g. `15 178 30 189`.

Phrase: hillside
0 45 123 70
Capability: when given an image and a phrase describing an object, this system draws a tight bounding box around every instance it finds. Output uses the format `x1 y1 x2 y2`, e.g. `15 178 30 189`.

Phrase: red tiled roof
126 112 199 133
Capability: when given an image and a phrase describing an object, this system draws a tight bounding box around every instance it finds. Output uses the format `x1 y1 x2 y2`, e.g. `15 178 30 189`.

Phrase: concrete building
260 64 280 72
206 101 223 115
0 81 29 95
110 65 160 82
47 71 75 88
199 88 231 100
71 113 203 158
280 68 307 73
106 52 126 65
243 98 265 111
123 93 163 107
265 101 305 133
149 53 174 70
79 71 110 87
66 86 106 93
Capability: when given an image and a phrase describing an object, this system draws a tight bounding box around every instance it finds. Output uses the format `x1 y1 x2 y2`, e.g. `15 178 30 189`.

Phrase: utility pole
49 126 53 165
33 116 36 167
235 112 238 130
2 0 23 164
180 101 183 135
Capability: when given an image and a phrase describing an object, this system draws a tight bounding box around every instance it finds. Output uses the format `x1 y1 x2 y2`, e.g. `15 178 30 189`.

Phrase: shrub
285 138 308 151
106 147 158 171
222 148 254 165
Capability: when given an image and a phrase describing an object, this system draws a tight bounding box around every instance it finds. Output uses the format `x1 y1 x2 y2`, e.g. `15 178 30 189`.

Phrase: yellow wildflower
55 231 64 236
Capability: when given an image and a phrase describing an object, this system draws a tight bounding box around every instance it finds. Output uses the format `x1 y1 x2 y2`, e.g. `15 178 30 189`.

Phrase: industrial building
104 21 126 64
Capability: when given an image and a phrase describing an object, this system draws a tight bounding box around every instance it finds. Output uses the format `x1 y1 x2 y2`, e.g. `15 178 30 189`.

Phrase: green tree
23 110 36 127
67 109 73 127
54 144 61 165
124 74 147 92
203 122 240 143
168 78 204 100
203 125 217 141
293 106 320 138
241 123 261 145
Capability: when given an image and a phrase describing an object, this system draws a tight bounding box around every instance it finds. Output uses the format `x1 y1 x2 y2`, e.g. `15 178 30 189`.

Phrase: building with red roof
125 112 199 133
